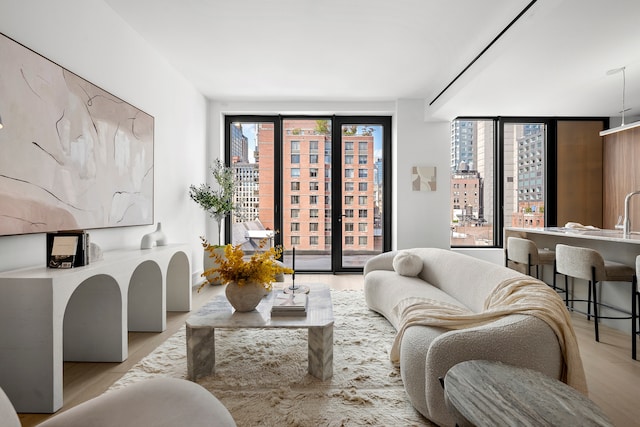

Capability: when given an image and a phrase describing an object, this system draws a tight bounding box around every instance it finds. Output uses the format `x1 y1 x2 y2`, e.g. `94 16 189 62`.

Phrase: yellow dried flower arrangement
199 236 293 292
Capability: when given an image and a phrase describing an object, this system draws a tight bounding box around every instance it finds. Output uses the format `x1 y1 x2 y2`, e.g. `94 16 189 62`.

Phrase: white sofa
364 248 564 426
0 378 236 427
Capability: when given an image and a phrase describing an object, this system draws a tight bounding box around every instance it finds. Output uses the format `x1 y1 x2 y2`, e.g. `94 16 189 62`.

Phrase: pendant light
600 66 640 136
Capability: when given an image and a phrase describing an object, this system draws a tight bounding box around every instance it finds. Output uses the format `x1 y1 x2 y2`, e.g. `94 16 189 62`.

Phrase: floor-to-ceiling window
450 117 606 248
450 119 496 246
225 115 391 273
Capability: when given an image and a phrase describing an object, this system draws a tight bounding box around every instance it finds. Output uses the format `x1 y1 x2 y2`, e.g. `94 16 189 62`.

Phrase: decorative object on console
140 222 168 249
89 242 103 262
0 32 154 237
46 230 89 268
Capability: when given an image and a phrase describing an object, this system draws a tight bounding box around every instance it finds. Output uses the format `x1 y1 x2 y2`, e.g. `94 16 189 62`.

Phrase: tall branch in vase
189 159 236 245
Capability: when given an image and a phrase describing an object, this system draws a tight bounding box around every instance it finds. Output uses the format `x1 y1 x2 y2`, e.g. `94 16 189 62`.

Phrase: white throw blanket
389 276 588 395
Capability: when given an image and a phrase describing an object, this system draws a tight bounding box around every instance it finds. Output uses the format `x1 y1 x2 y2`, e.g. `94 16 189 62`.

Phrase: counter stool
506 237 557 289
556 244 638 359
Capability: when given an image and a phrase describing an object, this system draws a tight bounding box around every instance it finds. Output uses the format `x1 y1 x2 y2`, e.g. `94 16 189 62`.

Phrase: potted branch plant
189 158 236 285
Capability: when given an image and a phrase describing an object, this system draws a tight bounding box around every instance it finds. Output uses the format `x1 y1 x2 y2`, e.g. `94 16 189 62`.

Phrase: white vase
225 281 268 312
203 246 225 285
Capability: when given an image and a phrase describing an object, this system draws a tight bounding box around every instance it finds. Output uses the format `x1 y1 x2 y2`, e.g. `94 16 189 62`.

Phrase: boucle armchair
1 378 236 427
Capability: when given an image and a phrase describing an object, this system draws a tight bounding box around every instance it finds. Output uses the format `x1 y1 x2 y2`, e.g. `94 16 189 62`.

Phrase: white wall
395 100 451 249
0 0 208 277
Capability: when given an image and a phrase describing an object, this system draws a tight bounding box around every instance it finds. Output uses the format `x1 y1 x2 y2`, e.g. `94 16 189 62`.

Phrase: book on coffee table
271 291 307 316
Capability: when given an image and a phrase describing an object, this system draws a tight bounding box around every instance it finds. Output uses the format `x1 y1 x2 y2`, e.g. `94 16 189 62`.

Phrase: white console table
0 244 191 413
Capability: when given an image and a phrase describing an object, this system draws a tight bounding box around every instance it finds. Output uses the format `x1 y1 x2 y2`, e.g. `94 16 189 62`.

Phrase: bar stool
556 244 637 359
505 237 557 289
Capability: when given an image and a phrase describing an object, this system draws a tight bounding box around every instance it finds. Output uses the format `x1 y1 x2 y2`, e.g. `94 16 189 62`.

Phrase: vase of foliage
189 159 235 285
200 238 293 312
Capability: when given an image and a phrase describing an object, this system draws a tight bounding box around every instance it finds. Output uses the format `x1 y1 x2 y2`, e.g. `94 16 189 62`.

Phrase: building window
309 195 318 204
358 169 368 178
344 209 354 218
345 236 354 245
291 209 300 218
309 223 318 232
345 223 354 232
344 196 354 205
309 168 318 177
309 140 318 152
345 182 354 191
291 236 300 245
358 209 368 218
291 141 300 152
359 236 367 245
358 222 368 232
309 182 319 191
310 236 319 246
358 155 367 164
291 154 300 164
345 142 354 152
310 209 319 218
309 154 318 164
345 169 354 178
291 195 299 204
291 222 300 231
358 141 368 151
291 182 300 191
344 155 353 164
358 182 368 191
359 196 367 205
291 168 300 178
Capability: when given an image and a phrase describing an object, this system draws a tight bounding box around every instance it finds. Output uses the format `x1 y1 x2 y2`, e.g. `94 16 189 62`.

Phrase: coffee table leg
308 324 333 380
186 326 216 381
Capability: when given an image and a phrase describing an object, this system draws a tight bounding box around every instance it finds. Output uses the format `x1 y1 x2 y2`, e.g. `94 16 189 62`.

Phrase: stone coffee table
186 283 334 381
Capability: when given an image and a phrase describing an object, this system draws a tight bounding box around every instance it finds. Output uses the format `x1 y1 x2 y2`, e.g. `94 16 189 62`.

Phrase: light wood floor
18 274 639 427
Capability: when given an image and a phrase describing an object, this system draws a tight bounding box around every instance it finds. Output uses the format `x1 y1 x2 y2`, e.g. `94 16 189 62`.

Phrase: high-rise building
230 123 249 163
512 124 545 227
451 120 477 171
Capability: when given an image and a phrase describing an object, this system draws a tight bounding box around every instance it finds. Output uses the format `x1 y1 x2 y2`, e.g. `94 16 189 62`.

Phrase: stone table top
444 360 614 427
186 283 334 329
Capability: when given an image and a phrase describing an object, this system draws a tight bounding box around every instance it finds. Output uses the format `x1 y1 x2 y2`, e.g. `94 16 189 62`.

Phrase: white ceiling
104 0 640 120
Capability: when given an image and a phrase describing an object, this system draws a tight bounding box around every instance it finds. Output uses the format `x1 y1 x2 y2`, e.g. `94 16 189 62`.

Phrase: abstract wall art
0 33 154 236
412 166 437 192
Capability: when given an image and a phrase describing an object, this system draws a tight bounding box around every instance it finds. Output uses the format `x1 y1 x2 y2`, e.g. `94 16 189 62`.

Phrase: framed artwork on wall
412 166 437 192
0 32 154 236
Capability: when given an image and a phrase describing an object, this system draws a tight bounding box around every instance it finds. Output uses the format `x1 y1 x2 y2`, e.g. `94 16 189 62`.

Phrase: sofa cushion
393 251 423 276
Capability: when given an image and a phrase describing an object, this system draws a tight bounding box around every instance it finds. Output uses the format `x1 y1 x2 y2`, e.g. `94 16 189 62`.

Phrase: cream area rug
110 290 433 426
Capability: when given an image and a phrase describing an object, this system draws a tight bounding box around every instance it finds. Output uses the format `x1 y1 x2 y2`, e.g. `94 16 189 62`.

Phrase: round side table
444 360 613 427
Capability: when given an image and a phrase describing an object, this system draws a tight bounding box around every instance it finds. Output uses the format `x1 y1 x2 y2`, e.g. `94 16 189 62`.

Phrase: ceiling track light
600 66 640 136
